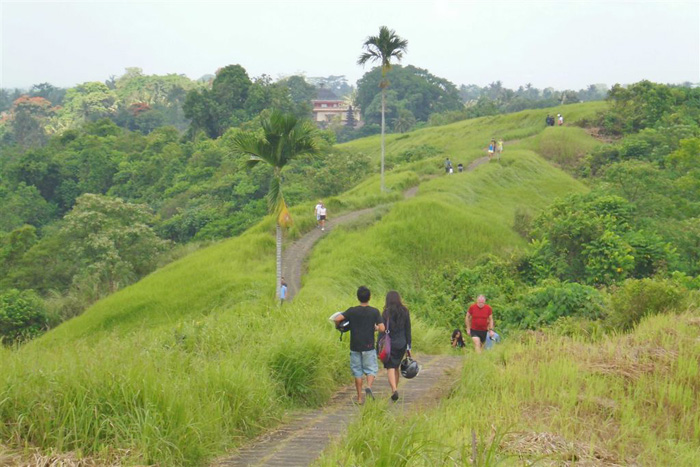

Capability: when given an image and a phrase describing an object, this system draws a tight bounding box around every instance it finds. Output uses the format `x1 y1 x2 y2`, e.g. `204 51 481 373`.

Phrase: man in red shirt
465 295 495 354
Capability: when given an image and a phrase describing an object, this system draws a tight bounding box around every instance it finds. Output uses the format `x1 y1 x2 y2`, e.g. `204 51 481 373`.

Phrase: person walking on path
497 139 504 159
381 291 412 402
318 202 327 231
334 286 385 404
279 278 288 305
445 158 453 174
558 114 564 126
488 139 496 160
465 295 495 354
314 200 323 229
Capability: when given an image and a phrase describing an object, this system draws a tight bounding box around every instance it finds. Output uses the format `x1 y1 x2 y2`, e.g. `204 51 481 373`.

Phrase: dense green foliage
356 65 463 128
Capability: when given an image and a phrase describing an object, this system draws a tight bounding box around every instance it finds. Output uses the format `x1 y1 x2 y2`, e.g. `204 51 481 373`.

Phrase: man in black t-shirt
334 286 385 404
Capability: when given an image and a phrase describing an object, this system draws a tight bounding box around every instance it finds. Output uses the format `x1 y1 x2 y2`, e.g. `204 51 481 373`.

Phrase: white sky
1 0 699 90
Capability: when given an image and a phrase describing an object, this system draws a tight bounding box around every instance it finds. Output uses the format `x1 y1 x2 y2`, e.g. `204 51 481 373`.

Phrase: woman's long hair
383 290 409 330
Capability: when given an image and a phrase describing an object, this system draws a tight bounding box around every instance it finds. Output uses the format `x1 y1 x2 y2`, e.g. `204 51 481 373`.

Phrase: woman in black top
382 290 412 401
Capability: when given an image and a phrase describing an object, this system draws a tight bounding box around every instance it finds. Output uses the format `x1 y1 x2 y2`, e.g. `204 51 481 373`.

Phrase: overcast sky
2 0 699 90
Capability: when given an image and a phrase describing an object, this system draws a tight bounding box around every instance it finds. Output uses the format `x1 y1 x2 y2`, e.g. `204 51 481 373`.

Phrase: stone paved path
213 355 463 467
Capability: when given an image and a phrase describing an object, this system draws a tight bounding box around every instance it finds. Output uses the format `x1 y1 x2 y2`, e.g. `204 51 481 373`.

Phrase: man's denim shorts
350 350 378 378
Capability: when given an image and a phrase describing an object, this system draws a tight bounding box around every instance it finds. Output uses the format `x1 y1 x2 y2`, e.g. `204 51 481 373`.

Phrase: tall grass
0 105 591 465
317 311 700 465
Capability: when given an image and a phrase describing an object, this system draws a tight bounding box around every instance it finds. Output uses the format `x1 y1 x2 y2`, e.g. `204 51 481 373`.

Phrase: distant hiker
451 329 466 348
558 114 564 126
314 200 323 228
445 158 453 174
465 295 495 354
279 278 288 305
318 202 327 231
497 139 504 159
334 286 385 404
381 291 412 402
488 142 495 160
457 163 464 173
546 114 554 126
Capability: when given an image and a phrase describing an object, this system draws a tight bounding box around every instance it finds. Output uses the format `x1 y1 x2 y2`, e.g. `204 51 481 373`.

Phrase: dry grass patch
501 431 622 466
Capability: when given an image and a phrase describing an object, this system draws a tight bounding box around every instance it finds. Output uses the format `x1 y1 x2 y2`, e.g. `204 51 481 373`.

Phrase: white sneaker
321 227 324 231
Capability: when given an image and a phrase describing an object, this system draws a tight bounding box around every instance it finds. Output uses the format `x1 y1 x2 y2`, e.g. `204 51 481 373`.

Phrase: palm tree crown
232 110 318 216
358 26 408 77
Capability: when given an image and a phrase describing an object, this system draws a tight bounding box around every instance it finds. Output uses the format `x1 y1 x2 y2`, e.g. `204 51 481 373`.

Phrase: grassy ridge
338 102 606 166
0 106 594 465
317 311 700 465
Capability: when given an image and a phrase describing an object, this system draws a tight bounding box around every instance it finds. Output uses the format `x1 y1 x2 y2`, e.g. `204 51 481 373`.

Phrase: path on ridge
282 155 490 300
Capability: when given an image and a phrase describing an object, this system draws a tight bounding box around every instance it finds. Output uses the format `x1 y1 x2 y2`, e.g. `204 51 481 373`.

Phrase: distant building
311 88 361 128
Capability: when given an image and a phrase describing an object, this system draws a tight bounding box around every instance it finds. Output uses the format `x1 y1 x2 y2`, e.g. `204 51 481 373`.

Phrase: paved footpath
213 355 463 467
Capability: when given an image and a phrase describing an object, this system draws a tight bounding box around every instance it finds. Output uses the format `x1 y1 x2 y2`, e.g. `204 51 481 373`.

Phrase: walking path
215 155 491 466
213 355 463 467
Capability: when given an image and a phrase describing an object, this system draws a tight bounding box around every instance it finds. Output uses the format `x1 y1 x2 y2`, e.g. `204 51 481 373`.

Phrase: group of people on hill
334 287 498 404
546 114 564 126
451 295 498 353
314 200 327 231
444 158 464 174
487 138 504 160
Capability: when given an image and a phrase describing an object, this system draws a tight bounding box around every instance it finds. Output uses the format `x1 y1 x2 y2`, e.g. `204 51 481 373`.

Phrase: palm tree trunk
381 88 386 193
276 223 282 300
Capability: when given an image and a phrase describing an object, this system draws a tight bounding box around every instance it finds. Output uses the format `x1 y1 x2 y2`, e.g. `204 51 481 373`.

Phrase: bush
510 280 604 329
607 278 686 331
0 289 48 344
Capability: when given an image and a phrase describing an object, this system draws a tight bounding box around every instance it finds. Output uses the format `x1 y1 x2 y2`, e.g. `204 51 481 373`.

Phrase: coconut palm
232 110 319 299
358 26 408 192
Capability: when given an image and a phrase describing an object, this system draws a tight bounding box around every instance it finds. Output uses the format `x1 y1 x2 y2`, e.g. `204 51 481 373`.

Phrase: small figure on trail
465 295 495 354
314 200 323 228
451 329 466 348
279 278 288 305
318 202 327 231
334 286 385 404
445 158 453 174
488 141 495 160
457 163 464 173
558 114 564 126
497 139 504 159
546 114 555 126
381 291 412 402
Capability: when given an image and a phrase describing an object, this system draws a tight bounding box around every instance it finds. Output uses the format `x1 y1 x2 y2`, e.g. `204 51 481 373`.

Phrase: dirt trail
213 355 463 467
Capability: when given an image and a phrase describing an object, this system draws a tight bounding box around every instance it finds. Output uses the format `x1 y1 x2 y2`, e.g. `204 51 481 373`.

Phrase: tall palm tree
232 110 319 299
358 26 408 192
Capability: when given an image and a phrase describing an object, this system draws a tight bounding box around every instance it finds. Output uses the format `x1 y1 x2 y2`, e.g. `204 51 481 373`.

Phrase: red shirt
468 304 492 331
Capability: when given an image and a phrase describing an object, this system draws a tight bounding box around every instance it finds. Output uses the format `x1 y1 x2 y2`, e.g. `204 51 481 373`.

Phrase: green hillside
0 102 631 465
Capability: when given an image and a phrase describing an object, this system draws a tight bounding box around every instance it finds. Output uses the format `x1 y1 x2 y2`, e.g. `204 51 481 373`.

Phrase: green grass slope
317 311 700 466
0 106 594 465
338 101 606 171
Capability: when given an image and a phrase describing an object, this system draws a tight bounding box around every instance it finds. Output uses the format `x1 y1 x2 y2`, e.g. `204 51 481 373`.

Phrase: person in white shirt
318 203 327 231
314 200 323 228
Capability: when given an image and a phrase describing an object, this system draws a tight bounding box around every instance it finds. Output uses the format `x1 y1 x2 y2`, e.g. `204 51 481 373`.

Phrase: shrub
607 278 686 331
516 280 604 329
0 289 48 344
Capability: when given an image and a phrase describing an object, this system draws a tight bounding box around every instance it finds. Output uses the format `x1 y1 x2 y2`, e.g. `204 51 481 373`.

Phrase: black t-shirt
342 305 382 352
